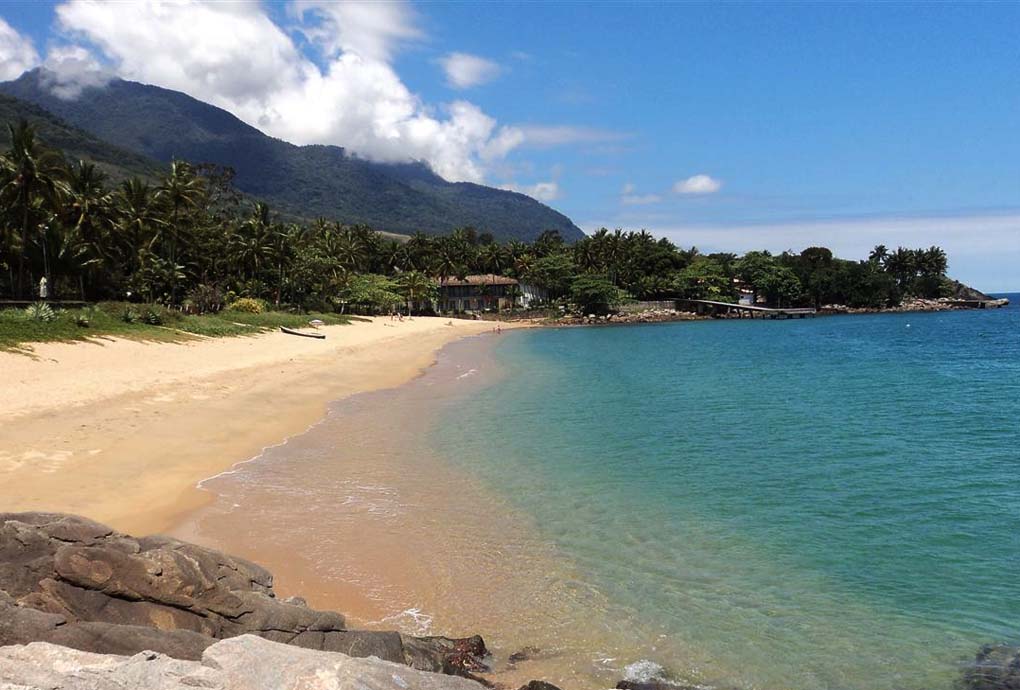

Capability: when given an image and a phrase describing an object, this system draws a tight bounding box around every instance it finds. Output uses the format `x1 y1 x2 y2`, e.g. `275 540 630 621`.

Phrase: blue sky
1 1 1017 290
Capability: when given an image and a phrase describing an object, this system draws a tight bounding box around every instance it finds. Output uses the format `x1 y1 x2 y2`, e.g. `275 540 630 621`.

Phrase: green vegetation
0 300 349 351
0 94 161 183
0 72 582 241
1 117 961 336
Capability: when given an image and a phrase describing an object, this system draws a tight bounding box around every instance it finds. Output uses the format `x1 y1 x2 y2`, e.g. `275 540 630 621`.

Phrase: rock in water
518 682 563 690
961 645 1020 690
0 512 487 677
0 634 490 690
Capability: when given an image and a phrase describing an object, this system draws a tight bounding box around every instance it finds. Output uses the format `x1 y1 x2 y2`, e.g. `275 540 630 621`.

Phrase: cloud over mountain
0 0 604 188
0 17 39 81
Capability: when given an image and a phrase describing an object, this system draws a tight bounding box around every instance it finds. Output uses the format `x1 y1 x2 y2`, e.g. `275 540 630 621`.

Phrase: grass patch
0 302 350 352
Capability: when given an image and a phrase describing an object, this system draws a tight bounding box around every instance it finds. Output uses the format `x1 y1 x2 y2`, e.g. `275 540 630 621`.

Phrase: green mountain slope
1 70 584 241
0 93 162 182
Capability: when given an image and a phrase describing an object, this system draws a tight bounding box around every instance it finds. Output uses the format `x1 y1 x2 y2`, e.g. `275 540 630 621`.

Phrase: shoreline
166 332 651 690
0 316 509 535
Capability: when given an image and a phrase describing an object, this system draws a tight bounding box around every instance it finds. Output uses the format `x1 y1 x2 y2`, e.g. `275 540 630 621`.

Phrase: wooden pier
675 299 817 319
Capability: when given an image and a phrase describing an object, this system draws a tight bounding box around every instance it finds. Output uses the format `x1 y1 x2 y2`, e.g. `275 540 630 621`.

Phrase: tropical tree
154 159 203 301
62 160 115 297
569 274 628 315
397 270 436 315
0 120 68 297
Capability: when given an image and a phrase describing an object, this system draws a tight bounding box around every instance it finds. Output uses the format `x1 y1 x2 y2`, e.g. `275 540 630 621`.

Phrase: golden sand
0 317 503 534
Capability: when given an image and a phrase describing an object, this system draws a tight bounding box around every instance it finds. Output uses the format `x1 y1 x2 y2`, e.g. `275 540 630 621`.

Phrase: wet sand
171 335 679 690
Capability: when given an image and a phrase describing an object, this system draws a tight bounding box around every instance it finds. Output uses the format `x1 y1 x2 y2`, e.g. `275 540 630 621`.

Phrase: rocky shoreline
819 296 1011 315
547 296 1010 326
1 512 1017 690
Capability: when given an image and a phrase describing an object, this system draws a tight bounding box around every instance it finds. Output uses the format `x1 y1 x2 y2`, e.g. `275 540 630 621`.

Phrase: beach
0 317 502 535
1 306 1017 690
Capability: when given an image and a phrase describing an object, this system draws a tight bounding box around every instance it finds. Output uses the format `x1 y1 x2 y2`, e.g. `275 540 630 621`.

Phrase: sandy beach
0 317 502 535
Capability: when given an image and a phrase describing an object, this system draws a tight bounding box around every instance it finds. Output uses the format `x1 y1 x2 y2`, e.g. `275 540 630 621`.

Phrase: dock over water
676 299 817 319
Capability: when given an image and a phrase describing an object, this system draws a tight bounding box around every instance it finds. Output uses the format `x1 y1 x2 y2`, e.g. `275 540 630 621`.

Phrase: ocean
186 296 1019 690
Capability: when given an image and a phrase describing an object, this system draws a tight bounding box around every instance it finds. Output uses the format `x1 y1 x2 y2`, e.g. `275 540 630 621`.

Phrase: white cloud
673 174 722 195
40 44 111 99
291 0 422 63
439 52 501 89
0 17 40 81
46 0 530 183
501 181 560 202
622 193 662 206
516 125 627 148
619 182 661 205
47 1 610 185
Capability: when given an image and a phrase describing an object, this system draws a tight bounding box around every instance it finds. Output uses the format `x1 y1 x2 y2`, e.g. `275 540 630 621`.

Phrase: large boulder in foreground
0 634 489 690
0 512 487 678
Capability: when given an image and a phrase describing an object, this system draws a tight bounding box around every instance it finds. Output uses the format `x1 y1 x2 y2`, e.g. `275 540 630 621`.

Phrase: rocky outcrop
0 512 487 678
820 295 1009 315
0 634 489 690
960 644 1020 690
558 309 706 326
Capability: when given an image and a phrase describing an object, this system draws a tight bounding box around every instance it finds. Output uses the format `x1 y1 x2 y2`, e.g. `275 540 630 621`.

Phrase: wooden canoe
280 327 325 339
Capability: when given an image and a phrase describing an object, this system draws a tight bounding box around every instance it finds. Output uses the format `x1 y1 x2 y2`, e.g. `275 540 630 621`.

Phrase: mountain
0 93 162 182
0 69 584 242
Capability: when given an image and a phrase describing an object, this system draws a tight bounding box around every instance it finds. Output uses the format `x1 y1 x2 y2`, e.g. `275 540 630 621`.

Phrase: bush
227 297 266 314
24 302 55 322
142 307 164 325
185 284 224 314
569 275 628 315
122 307 140 324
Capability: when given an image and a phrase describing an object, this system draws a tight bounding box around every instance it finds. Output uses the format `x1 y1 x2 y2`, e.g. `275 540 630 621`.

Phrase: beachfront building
436 275 547 313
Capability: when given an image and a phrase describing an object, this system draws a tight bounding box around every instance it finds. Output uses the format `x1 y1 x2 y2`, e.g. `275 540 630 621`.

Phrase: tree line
2 120 952 314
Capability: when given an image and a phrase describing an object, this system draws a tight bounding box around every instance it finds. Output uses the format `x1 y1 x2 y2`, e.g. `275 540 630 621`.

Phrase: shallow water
182 297 1020 690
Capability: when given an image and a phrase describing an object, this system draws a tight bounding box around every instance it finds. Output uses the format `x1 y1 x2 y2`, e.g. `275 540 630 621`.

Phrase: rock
507 646 542 664
616 682 699 690
0 512 487 677
961 644 1020 690
0 634 489 690
518 682 562 690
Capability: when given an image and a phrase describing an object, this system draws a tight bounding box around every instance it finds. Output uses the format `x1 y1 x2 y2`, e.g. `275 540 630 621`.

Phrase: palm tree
922 246 948 277
63 160 114 297
116 178 163 267
229 201 275 284
269 223 301 305
155 159 203 302
397 270 434 316
868 244 889 266
479 242 505 275
0 120 69 297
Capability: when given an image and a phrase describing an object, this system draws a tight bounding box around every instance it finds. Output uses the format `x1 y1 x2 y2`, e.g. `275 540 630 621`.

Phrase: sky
0 1 1017 291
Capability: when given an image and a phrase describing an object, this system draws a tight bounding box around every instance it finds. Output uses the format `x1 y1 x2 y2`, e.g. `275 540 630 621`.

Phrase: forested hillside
1 70 583 241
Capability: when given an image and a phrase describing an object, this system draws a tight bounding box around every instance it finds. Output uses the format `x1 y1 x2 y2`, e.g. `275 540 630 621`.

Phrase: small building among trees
436 275 547 313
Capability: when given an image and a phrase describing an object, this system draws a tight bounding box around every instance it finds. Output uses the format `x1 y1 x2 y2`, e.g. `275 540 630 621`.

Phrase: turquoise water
434 298 1020 690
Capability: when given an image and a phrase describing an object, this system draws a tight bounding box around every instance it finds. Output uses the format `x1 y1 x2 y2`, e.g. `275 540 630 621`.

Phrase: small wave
622 660 669 683
456 368 478 379
377 607 434 636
